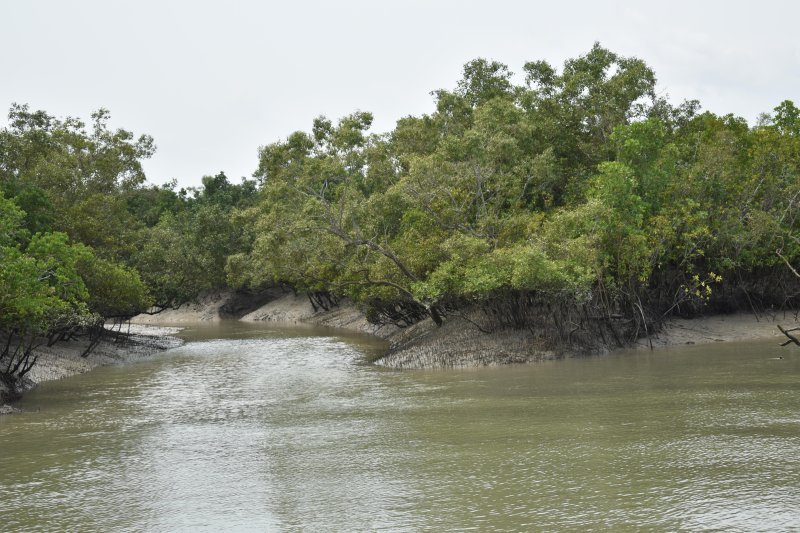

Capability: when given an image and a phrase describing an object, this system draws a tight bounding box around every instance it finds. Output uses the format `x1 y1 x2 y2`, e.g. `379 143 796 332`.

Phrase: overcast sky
2 0 798 189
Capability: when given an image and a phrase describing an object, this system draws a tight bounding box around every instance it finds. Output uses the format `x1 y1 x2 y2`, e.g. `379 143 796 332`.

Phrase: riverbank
633 313 794 349
132 290 799 368
363 310 797 368
0 325 184 410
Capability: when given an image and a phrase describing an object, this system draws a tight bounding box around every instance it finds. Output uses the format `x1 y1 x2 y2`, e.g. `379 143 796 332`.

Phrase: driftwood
778 325 800 347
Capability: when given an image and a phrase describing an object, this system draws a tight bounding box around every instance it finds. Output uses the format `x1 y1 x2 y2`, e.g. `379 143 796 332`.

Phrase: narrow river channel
2 322 799 532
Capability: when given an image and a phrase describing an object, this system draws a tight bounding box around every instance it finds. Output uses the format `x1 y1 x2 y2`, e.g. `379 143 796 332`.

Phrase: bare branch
778 324 800 347
776 248 800 278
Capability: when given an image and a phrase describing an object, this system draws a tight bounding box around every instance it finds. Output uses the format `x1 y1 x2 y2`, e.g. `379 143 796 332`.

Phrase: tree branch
776 248 800 278
778 325 800 347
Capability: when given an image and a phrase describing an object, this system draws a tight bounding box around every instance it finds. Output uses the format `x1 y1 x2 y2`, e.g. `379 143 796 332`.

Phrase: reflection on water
1 323 799 532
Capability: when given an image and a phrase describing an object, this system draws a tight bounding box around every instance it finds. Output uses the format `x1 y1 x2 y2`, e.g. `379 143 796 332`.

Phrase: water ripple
1 330 799 531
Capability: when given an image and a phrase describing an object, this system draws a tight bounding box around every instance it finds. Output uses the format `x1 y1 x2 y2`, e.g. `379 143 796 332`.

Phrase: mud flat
133 289 799 368
0 324 183 409
633 312 795 348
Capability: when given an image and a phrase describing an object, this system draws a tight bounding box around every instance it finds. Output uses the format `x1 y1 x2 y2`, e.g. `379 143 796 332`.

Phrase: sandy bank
0 324 184 410
238 293 800 367
240 292 319 323
132 289 278 324
133 290 800 368
23 324 184 385
378 311 799 368
240 292 400 337
8 294 792 413
633 312 797 348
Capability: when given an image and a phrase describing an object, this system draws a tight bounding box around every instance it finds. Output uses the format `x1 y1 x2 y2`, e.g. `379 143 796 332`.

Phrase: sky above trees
1 0 798 189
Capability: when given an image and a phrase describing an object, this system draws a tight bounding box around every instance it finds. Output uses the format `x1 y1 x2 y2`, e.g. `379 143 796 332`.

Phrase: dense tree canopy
230 45 799 328
0 107 156 381
2 43 800 382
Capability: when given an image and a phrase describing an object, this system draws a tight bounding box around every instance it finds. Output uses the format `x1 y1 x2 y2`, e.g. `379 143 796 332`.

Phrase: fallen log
778 325 800 347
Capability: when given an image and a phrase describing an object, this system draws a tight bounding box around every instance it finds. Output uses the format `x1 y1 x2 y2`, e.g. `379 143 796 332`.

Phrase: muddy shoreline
135 290 800 368
4 291 796 411
0 325 184 410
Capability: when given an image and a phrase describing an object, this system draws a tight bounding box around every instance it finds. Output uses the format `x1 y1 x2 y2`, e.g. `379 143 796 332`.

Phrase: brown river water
1 322 799 532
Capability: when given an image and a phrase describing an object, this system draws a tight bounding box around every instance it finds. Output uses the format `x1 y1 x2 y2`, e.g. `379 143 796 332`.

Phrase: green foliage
456 58 514 107
0 199 92 338
80 256 152 318
232 46 800 327
412 235 591 303
189 172 258 210
0 109 159 343
773 100 800 136
0 104 157 256
136 202 242 306
0 104 153 205
0 106 247 379
124 180 185 227
4 44 800 348
25 232 91 304
0 191 27 246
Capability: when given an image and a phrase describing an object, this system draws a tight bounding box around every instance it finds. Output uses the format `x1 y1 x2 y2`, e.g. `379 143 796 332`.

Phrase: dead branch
778 324 800 347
